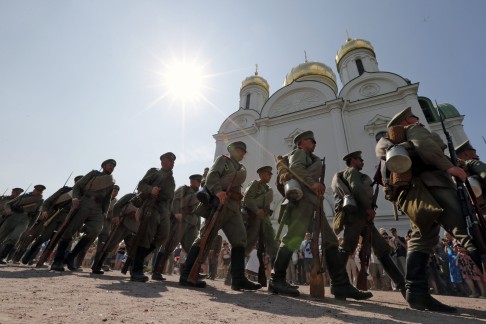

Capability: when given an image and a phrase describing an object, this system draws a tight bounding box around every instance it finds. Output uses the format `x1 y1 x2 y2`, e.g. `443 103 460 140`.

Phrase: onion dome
240 71 270 93
284 61 338 93
336 38 376 68
437 103 461 118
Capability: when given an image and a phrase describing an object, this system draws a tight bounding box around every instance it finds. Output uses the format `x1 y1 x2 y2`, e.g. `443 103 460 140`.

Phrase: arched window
356 59 365 75
245 94 251 109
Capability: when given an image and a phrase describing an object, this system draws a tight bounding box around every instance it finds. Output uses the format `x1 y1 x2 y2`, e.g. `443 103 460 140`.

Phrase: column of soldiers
1 107 484 313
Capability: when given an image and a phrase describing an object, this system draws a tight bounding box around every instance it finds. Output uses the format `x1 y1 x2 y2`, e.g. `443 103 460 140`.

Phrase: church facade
213 37 468 234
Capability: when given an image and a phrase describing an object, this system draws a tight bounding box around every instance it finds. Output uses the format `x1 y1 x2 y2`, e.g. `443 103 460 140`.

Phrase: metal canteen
386 145 412 174
284 179 303 201
467 176 482 198
343 194 358 213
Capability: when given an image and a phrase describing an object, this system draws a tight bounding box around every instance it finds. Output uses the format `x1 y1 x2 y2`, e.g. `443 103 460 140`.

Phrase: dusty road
0 265 485 324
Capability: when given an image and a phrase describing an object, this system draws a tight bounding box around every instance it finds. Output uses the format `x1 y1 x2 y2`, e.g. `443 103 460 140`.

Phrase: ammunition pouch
226 191 243 201
129 194 145 208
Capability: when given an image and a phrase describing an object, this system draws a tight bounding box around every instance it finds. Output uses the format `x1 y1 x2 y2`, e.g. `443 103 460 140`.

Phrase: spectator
444 236 467 296
390 228 407 276
114 241 126 270
456 244 485 298
286 251 298 285
299 233 312 285
220 241 231 279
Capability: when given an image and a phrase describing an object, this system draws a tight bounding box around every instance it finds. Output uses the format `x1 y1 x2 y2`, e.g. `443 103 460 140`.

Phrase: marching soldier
270 131 372 300
0 188 24 227
455 140 486 208
91 191 139 274
376 107 478 312
179 141 261 291
129 152 176 282
20 176 84 265
151 173 203 281
0 185 45 264
50 159 116 271
333 151 406 295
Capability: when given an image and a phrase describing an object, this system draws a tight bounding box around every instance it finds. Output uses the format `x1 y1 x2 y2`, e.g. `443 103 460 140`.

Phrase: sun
162 57 206 104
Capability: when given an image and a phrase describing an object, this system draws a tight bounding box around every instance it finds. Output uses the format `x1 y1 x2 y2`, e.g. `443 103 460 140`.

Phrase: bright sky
1 1 485 197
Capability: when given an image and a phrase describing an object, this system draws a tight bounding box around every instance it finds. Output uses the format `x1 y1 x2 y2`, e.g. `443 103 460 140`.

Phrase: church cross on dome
304 50 308 63
255 64 259 76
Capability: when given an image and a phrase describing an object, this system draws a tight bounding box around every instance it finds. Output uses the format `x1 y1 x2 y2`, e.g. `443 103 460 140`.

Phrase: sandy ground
0 265 485 324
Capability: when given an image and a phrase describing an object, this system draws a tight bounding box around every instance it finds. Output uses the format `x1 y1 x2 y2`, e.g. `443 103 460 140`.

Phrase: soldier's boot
11 247 27 263
130 246 149 282
50 239 71 271
22 240 43 265
6 244 17 262
0 244 15 264
378 254 406 299
91 252 108 275
179 245 206 288
230 246 262 291
469 249 483 272
406 251 457 313
268 246 300 297
327 245 373 301
151 252 166 281
224 265 232 286
65 237 91 271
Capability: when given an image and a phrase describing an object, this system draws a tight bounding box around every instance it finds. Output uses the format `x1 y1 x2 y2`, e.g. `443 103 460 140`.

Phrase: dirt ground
0 265 485 324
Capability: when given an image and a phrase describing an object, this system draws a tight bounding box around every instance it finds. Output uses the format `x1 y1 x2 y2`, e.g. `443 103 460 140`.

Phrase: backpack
275 154 292 197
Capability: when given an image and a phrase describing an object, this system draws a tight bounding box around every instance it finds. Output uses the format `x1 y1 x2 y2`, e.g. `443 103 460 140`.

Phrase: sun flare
162 58 206 103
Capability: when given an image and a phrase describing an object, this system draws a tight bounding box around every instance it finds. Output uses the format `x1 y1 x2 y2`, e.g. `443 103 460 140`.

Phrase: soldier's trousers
281 197 338 252
61 200 104 242
245 213 278 258
135 203 170 250
95 220 112 255
164 218 198 256
340 210 391 258
0 213 29 246
100 223 135 257
407 186 475 254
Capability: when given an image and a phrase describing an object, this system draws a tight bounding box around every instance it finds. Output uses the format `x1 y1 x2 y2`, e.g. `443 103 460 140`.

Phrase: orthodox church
213 37 468 234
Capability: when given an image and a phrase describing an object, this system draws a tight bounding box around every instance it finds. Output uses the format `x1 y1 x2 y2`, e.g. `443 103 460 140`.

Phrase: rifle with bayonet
436 102 486 273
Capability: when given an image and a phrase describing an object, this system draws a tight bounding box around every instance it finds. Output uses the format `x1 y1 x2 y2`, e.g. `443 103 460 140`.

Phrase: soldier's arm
289 149 315 189
243 181 260 213
113 193 134 217
137 168 159 195
171 186 185 214
466 160 486 182
101 187 113 215
72 171 96 199
3 196 21 214
345 168 372 209
407 125 454 171
205 156 227 195
41 187 65 212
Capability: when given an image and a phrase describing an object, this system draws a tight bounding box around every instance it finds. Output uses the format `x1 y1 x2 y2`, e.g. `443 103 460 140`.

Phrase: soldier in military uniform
376 107 478 312
129 152 176 282
0 188 24 228
333 151 406 295
91 191 139 274
269 131 372 300
455 140 486 209
0 185 45 264
151 173 202 281
50 159 116 271
179 141 261 291
20 176 84 265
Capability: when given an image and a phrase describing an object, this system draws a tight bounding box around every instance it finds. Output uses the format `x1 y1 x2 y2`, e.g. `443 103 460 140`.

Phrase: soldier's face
112 189 119 198
230 148 246 161
161 158 175 171
259 171 272 183
103 162 116 175
11 191 21 198
465 149 479 160
299 138 316 152
190 179 201 190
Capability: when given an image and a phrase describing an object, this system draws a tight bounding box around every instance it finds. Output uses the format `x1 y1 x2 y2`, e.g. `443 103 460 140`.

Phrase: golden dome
241 73 270 92
284 61 337 92
336 38 375 67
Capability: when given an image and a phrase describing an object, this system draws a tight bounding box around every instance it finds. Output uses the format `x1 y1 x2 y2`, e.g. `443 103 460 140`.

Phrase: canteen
284 179 303 201
343 194 358 213
468 176 482 198
386 145 412 174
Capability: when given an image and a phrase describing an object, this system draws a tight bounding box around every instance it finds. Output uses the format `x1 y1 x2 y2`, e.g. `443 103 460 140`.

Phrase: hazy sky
1 1 485 197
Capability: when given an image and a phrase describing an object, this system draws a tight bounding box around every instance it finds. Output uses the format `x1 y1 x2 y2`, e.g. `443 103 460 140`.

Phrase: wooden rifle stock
310 158 325 298
257 221 267 287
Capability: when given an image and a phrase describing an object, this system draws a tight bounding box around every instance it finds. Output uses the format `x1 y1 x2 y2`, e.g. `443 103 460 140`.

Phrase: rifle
436 103 486 271
187 175 238 285
256 221 267 287
154 214 182 274
356 165 381 290
310 158 325 298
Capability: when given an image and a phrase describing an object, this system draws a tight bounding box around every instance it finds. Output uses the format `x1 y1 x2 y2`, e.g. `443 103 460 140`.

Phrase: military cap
189 174 203 181
227 141 247 153
113 185 120 191
101 159 117 167
455 140 475 154
257 166 273 174
12 188 24 193
387 107 418 128
293 131 316 145
160 152 176 161
34 184 46 191
74 175 84 182
342 151 362 162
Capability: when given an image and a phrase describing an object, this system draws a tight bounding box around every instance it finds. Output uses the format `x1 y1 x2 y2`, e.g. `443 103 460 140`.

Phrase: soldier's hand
151 186 161 198
112 216 120 226
72 198 80 209
4 210 12 216
256 209 265 218
40 211 48 220
216 192 227 205
174 213 183 222
312 183 325 196
447 166 467 183
366 208 376 221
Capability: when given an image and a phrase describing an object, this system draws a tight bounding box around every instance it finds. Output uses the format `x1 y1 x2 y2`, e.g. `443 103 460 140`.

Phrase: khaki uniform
281 149 337 252
193 155 247 248
136 168 175 249
465 159 486 206
339 167 391 258
242 180 278 257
